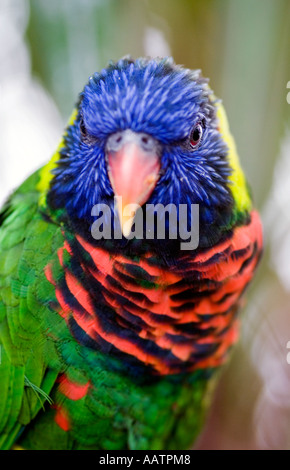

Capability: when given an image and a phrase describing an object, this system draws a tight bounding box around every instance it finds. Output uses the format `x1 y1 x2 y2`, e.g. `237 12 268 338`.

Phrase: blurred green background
1 0 290 449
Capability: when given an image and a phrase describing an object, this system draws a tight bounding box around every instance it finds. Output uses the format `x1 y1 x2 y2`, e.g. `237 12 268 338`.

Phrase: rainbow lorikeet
0 57 262 450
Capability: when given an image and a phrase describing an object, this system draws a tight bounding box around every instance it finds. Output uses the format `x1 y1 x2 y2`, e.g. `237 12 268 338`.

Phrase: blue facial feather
48 57 234 247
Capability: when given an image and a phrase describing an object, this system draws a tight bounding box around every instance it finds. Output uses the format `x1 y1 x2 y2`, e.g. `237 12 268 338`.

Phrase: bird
0 56 263 450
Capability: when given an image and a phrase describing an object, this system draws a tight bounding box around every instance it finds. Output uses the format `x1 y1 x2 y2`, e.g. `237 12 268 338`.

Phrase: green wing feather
0 171 59 449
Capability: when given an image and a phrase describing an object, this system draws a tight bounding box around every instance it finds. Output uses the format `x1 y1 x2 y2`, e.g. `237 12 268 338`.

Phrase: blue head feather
48 57 234 249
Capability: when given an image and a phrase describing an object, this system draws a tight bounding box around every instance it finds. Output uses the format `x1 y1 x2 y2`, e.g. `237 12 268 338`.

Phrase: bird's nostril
140 134 155 151
115 135 123 144
107 132 124 152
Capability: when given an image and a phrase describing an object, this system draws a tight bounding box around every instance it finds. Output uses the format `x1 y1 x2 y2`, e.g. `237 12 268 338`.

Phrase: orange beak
106 130 160 237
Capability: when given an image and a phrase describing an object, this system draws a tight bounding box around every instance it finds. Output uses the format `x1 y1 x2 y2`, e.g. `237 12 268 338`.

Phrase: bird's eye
189 122 203 149
79 117 88 139
79 117 98 145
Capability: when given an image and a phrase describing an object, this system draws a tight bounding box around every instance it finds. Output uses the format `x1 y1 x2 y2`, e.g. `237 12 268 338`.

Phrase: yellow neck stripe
37 109 79 206
215 101 251 214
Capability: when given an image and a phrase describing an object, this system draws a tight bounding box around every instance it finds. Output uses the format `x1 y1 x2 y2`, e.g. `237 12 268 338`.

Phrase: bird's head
39 57 251 250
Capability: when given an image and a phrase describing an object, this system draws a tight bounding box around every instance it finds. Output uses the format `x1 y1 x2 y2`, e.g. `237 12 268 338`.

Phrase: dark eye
189 122 203 149
79 117 88 139
79 117 98 145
